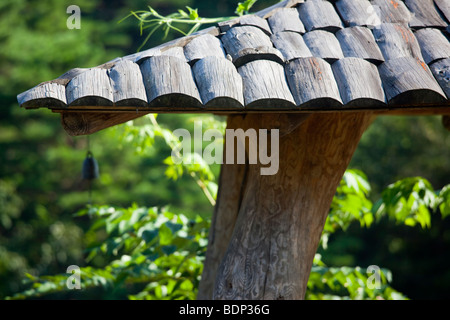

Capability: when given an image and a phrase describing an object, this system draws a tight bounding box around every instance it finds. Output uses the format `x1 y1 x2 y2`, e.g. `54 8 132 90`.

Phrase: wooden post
199 112 374 300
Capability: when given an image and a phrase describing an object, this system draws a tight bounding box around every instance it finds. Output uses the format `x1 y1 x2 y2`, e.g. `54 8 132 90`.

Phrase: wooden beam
52 106 450 115
60 112 148 136
209 112 374 300
198 113 311 299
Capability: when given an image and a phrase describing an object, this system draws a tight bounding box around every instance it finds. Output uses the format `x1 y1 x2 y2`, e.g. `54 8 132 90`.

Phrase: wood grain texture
108 60 148 107
238 60 296 109
285 57 343 108
197 115 249 300
160 46 187 62
373 23 424 61
415 28 450 64
335 0 381 27
239 14 273 35
336 26 385 64
404 0 447 29
379 57 447 105
303 30 344 63
218 15 272 35
255 0 305 19
18 83 67 109
184 34 226 64
297 0 344 33
192 56 244 109
221 26 284 67
61 112 147 136
270 31 312 61
212 112 374 300
435 0 450 22
371 0 412 24
66 68 114 107
430 58 450 98
267 8 306 34
332 57 386 107
139 56 202 109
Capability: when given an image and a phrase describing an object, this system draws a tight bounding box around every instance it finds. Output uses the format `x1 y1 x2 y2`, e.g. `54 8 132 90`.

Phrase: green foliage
307 256 407 300
122 6 237 50
374 177 447 228
236 0 258 16
8 205 209 300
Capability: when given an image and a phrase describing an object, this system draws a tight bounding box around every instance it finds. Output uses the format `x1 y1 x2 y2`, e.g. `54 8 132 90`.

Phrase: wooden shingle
373 23 424 61
303 30 344 63
267 8 306 34
238 60 296 109
404 0 447 29
335 0 381 28
285 57 342 108
298 0 344 33
414 28 450 64
371 0 412 24
332 57 386 107
221 26 284 68
336 27 385 64
192 56 244 109
379 57 446 105
270 31 312 61
140 56 202 109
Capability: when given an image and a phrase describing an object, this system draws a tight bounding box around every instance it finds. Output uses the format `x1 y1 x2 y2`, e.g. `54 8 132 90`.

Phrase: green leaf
186 7 199 20
235 0 258 16
159 224 173 246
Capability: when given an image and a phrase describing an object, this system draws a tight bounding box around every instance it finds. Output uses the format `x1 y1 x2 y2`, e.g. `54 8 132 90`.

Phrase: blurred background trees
1 0 449 299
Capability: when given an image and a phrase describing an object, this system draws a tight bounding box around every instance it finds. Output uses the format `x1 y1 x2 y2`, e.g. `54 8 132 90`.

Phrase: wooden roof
17 0 450 114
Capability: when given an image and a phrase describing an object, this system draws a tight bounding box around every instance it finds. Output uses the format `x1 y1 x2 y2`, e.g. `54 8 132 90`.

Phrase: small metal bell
82 151 99 180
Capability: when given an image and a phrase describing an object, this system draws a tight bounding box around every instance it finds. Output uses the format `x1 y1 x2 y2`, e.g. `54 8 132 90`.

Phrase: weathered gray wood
285 57 343 108
160 46 187 63
371 0 412 24
332 57 386 107
66 68 114 106
54 68 89 86
17 83 67 109
415 28 450 64
303 30 344 63
430 58 450 98
218 15 272 35
435 0 450 22
270 32 312 61
108 60 148 107
130 48 161 63
336 26 385 64
335 0 381 27
405 0 447 29
183 34 226 64
221 26 284 68
373 23 424 61
140 56 202 109
239 15 272 35
298 0 344 33
379 57 447 105
192 56 244 109
268 8 306 34
255 0 305 19
238 60 296 109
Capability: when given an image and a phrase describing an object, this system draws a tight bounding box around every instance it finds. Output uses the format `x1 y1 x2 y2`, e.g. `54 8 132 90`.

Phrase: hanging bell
82 151 99 180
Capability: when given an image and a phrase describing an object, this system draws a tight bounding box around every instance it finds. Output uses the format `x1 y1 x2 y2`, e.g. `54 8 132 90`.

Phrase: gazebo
17 0 450 300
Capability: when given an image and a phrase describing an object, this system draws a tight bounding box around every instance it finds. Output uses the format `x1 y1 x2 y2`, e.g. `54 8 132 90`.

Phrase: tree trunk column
208 112 374 300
